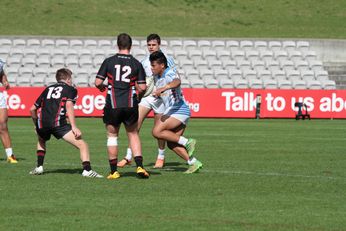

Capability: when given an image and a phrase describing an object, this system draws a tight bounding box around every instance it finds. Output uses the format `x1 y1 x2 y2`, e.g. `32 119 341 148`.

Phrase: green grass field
1 0 346 38
1 118 346 231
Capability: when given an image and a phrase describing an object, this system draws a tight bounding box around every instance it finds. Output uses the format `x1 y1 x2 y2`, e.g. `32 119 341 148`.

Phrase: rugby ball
143 76 155 97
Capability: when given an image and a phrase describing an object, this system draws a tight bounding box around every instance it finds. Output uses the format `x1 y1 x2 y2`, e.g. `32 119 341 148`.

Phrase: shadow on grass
120 170 161 178
0 157 26 161
44 168 82 175
146 161 188 172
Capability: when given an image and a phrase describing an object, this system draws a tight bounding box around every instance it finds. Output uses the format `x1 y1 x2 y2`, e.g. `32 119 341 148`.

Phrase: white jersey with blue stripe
141 51 176 77
155 68 190 116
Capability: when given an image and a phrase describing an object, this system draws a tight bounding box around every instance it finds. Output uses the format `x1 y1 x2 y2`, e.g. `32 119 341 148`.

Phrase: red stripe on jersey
107 72 117 108
55 97 67 127
128 88 132 107
128 75 137 107
130 76 137 86
38 99 44 128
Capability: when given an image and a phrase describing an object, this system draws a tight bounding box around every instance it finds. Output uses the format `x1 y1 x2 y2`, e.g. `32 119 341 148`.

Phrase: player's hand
152 87 165 97
72 127 82 139
99 84 107 92
3 81 10 90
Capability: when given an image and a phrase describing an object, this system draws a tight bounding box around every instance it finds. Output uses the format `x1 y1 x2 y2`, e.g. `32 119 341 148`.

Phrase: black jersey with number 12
96 54 146 109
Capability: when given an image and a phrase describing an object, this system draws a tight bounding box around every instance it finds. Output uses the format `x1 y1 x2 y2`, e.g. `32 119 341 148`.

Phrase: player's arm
65 100 82 139
0 71 10 90
136 63 147 101
95 78 106 92
136 82 147 101
95 59 108 92
153 73 181 97
30 92 45 126
30 105 38 125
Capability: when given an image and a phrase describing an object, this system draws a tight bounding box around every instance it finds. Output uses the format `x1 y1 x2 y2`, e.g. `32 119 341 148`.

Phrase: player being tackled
150 51 203 174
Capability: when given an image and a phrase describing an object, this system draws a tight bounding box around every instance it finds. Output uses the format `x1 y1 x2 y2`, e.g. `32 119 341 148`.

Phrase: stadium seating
254 41 267 51
219 78 233 88
0 37 334 88
211 40 225 51
194 59 208 70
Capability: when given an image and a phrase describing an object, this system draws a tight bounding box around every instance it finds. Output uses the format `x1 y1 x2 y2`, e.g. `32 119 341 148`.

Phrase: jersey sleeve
137 62 146 84
34 90 46 109
96 58 108 80
67 87 78 103
166 56 177 74
167 69 180 82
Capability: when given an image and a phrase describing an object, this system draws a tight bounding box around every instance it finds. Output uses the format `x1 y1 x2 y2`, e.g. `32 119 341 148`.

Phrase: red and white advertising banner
3 87 346 118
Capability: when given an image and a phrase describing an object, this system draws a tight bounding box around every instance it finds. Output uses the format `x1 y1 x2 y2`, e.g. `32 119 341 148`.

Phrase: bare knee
152 127 161 139
0 122 8 134
76 140 88 150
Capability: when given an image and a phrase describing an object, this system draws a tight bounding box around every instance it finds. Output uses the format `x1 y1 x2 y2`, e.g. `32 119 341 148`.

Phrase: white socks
125 148 132 160
157 148 165 160
187 157 197 165
178 136 188 146
5 148 13 158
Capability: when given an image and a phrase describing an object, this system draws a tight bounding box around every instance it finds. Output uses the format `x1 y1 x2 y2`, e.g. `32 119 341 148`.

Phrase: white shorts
164 102 191 125
139 95 165 114
0 92 6 109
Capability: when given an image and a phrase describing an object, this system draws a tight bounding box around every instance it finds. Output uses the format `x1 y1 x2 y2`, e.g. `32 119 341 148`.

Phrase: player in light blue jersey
150 51 203 174
118 34 176 169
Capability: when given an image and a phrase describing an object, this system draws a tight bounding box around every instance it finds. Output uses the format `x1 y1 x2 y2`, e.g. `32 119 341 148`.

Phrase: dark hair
56 68 72 82
147 33 161 45
117 33 132 50
149 51 167 68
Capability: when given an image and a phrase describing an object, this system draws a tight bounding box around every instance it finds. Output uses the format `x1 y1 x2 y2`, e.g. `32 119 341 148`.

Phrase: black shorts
103 107 138 127
36 124 72 141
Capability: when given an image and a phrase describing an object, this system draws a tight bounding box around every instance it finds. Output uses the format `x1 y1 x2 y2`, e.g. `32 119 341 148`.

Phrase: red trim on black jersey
107 72 117 108
38 99 44 128
55 97 67 127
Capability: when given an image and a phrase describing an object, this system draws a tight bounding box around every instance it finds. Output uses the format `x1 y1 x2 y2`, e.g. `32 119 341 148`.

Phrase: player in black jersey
95 33 149 179
29 68 103 178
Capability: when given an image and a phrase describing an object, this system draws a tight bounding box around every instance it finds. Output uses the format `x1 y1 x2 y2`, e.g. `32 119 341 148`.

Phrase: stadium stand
0 37 335 89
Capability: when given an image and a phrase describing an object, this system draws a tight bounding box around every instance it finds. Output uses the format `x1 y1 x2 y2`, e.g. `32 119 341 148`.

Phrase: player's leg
29 134 47 175
105 124 121 179
153 112 166 168
61 128 103 178
124 108 149 178
103 108 122 179
0 105 17 163
166 125 203 174
153 115 202 173
152 115 185 143
153 114 196 156
118 105 151 167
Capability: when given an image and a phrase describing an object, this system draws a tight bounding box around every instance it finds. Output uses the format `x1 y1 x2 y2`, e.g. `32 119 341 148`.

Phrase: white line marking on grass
203 169 344 180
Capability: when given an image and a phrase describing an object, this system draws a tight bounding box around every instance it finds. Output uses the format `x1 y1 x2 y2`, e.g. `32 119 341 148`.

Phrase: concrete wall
309 39 346 63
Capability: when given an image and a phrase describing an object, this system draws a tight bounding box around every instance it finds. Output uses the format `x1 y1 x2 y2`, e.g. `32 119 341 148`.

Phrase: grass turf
0 0 345 38
0 118 346 230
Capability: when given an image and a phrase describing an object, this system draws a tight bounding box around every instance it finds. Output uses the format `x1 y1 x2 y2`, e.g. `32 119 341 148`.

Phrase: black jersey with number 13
96 54 146 109
34 82 77 128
